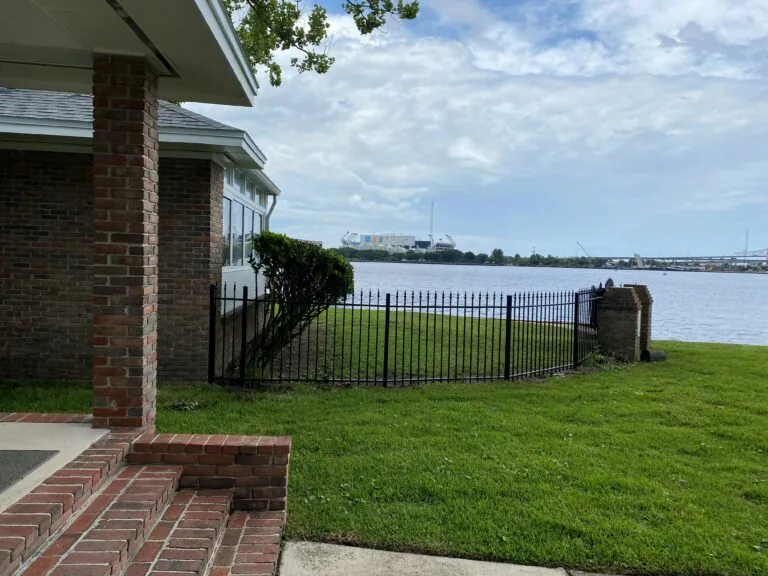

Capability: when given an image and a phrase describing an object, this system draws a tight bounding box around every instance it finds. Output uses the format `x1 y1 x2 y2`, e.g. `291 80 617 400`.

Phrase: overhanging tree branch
224 0 419 86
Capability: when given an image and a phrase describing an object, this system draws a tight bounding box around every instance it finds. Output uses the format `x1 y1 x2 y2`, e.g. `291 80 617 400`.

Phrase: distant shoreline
346 259 767 275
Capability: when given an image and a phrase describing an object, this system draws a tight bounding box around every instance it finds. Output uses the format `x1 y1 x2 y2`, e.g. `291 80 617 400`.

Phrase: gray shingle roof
0 87 236 131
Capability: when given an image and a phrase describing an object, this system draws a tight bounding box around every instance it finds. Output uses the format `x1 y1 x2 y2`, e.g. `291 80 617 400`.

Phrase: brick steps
15 466 181 576
0 431 136 576
2 430 291 576
209 511 285 576
125 490 232 576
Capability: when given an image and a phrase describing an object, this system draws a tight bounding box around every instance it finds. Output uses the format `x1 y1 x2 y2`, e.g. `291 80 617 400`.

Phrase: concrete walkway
280 542 608 576
0 422 106 512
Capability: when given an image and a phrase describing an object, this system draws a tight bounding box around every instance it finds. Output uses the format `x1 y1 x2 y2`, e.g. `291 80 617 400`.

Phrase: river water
350 262 767 345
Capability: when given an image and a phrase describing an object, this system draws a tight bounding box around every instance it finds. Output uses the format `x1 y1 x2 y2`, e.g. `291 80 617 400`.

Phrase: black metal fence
209 284 602 387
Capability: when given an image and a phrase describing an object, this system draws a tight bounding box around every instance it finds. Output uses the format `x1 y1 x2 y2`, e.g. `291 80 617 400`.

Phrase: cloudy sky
189 0 768 257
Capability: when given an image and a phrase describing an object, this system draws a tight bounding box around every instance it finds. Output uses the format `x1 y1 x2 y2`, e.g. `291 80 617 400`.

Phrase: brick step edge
129 434 291 512
0 414 91 424
16 466 181 576
0 430 141 576
125 489 232 576
209 510 285 576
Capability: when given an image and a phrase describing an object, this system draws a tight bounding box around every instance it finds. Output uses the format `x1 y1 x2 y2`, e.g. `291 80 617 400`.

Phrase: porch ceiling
0 0 258 106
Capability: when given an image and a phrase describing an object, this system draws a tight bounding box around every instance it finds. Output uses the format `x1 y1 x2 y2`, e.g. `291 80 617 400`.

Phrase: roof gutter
241 132 268 167
0 117 91 138
161 127 265 166
251 168 281 196
264 194 278 231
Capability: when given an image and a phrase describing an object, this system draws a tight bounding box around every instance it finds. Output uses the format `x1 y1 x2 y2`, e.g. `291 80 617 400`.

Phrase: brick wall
158 158 224 382
0 150 93 380
0 151 225 384
597 287 641 362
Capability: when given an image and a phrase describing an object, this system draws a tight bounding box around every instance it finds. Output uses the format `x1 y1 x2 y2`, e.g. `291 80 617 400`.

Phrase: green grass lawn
256 307 585 383
2 341 767 575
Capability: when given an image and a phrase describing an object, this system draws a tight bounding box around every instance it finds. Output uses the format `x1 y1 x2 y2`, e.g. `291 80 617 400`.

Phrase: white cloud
423 0 497 28
448 136 498 169
188 2 768 253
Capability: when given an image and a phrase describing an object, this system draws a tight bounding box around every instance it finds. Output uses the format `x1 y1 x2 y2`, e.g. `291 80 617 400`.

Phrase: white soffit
0 0 258 106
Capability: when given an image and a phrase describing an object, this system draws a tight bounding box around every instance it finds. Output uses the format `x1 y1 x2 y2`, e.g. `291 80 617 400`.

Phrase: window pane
244 207 254 262
259 193 267 207
222 198 231 266
233 171 243 194
231 201 244 266
256 213 263 234
246 180 256 200
226 169 233 185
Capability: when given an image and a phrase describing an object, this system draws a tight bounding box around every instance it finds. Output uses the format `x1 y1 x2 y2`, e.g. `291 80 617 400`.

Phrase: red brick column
597 287 642 362
91 54 159 430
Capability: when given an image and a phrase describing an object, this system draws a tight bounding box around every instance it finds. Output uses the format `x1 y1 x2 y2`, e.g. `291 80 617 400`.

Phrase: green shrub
249 232 354 372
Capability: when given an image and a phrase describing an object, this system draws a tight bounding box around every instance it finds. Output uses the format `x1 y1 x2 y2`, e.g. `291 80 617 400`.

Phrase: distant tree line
331 247 614 268
330 247 767 273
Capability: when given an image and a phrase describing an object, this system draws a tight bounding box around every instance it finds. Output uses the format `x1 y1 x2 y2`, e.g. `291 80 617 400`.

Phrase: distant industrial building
339 201 456 253
341 232 455 253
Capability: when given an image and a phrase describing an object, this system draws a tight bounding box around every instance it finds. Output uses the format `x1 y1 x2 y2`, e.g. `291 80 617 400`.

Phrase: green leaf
224 0 419 86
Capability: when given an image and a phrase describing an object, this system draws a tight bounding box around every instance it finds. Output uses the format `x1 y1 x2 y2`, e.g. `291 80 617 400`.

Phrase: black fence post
572 291 580 369
240 285 249 383
382 293 391 387
208 284 217 383
504 295 512 380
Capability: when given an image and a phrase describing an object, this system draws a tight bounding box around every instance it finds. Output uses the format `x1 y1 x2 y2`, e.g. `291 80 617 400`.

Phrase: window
233 170 243 195
222 198 231 266
231 201 244 265
245 180 256 201
223 197 264 268
244 207 254 261
225 169 234 186
259 193 268 208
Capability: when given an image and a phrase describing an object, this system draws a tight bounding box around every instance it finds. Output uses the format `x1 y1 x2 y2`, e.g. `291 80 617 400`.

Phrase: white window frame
245 179 256 201
222 167 268 271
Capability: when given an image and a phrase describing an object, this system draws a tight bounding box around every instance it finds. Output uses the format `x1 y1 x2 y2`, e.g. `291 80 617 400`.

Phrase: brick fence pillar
91 54 159 430
625 284 653 352
597 287 641 362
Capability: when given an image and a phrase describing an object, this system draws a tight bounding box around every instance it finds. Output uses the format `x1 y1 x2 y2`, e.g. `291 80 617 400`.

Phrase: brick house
0 0 275 430
0 7 296 576
0 87 280 385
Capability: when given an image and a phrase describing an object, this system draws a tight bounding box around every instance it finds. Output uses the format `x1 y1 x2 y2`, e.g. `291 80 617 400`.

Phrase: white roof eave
0 117 268 169
250 167 282 196
160 126 266 168
196 0 259 102
241 132 268 167
0 117 91 139
0 0 259 106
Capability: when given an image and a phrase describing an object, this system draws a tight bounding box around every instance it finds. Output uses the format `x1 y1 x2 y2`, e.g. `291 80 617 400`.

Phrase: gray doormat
0 450 58 494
